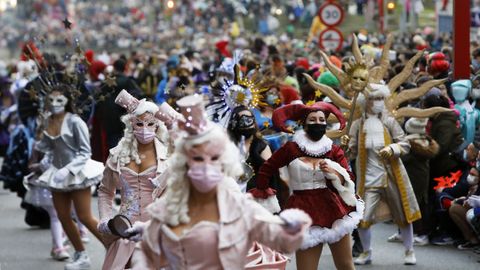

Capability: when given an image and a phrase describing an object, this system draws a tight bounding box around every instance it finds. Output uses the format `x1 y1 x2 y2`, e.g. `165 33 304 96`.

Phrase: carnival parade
0 0 480 269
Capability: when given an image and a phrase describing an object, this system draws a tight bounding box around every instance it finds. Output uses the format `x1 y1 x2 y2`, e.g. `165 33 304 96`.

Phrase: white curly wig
357 83 391 109
161 124 244 226
110 100 168 167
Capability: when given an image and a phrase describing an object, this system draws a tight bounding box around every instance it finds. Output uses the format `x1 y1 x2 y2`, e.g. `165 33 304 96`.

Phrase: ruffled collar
293 130 333 157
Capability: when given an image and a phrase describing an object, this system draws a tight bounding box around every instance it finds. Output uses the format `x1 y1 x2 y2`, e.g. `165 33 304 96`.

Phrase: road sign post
318 1 345 52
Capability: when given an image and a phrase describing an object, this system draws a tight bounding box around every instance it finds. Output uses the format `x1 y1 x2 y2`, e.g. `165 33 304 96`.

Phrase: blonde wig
110 101 168 167
161 125 243 226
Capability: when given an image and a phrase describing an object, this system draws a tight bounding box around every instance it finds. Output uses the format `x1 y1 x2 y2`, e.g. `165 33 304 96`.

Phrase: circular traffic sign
318 2 344 27
319 28 344 52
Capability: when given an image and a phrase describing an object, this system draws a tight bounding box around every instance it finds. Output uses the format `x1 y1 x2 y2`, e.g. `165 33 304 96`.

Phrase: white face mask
50 106 65 114
371 100 385 114
48 94 68 115
471 88 480 100
467 174 479 185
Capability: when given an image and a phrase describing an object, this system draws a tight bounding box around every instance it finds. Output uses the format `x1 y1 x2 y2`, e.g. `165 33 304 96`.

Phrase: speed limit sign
319 28 344 52
319 2 344 27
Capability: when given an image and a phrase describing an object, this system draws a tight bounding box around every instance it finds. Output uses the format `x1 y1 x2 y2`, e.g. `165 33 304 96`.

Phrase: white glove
148 177 159 188
467 195 480 208
125 221 147 242
54 168 70 183
279 209 312 235
97 219 112 235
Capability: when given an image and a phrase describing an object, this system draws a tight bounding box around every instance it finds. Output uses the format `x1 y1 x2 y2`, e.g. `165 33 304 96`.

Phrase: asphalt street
0 184 479 270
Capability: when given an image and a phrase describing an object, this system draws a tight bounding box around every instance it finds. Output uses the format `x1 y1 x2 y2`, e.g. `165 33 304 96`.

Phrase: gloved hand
125 221 147 242
340 135 350 147
148 177 159 188
279 209 312 235
98 219 112 235
53 168 70 183
378 146 393 160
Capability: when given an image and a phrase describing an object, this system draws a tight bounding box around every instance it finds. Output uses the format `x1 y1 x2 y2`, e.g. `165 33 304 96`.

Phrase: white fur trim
253 195 281 214
300 199 365 249
279 208 312 224
293 130 333 157
323 159 357 206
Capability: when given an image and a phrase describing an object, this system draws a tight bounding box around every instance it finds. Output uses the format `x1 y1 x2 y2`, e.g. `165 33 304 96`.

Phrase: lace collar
293 130 333 157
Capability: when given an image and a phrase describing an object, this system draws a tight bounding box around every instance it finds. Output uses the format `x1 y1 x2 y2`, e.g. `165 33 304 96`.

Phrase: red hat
85 50 94 64
295 57 309 70
272 102 346 133
215 40 232 58
89 60 107 81
279 85 300 105
428 52 450 74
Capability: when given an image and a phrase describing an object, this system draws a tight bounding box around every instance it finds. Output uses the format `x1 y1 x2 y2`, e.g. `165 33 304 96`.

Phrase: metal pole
453 0 471 79
400 0 407 33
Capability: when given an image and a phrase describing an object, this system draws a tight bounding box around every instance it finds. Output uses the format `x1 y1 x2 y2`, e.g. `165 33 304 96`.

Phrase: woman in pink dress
97 90 172 270
129 95 312 270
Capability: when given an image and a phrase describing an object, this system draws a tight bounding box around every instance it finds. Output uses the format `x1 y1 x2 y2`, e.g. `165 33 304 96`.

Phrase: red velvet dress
250 132 363 248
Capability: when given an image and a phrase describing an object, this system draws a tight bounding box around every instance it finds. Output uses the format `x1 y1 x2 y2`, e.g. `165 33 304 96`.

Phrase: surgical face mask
467 174 479 185
185 140 226 192
266 94 280 106
237 128 256 138
132 115 158 144
48 94 68 115
471 88 480 100
371 100 385 114
305 123 327 141
187 163 224 193
134 128 156 144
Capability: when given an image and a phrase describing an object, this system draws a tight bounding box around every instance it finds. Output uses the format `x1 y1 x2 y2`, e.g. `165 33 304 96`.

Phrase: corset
287 158 327 191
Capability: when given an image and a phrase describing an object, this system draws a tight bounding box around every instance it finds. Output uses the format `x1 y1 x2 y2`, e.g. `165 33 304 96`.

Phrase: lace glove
125 221 147 242
98 219 112 235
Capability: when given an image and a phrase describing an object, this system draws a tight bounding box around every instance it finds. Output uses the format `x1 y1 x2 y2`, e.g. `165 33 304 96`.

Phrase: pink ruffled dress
98 140 168 270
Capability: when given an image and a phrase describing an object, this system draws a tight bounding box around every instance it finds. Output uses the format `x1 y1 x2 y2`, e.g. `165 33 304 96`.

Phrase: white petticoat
38 159 104 192
300 198 365 250
24 185 53 207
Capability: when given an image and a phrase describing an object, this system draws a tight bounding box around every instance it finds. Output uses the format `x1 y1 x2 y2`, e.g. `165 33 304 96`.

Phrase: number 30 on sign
319 2 344 27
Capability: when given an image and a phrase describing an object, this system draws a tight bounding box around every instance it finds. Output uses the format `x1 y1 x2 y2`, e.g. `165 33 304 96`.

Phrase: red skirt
286 188 356 228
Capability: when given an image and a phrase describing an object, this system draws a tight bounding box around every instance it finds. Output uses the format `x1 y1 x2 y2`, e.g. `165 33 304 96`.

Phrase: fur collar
293 130 332 157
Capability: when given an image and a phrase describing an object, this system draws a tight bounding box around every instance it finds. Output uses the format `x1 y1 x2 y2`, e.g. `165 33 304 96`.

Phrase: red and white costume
250 103 364 249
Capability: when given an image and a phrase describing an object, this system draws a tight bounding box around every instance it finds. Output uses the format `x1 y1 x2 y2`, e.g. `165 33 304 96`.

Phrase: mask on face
237 128 256 138
134 128 156 144
467 174 479 185
305 123 327 141
372 100 385 114
48 94 68 115
452 86 469 103
232 114 255 129
187 163 223 193
471 88 480 100
266 94 280 106
50 106 65 114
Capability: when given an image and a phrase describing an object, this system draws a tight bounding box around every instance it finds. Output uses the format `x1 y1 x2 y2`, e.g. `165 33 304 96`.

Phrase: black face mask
305 124 327 141
237 128 256 139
